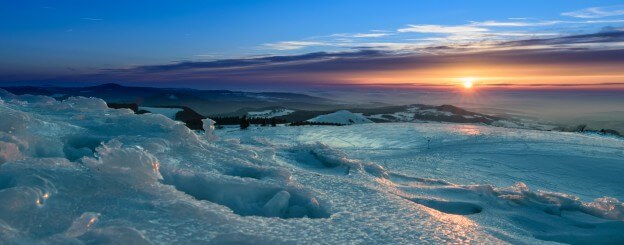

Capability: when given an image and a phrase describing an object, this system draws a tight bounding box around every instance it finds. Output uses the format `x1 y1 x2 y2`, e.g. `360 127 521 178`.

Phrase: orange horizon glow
322 63 624 90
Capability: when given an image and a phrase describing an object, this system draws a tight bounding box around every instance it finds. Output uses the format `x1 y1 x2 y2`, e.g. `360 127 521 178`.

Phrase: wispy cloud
81 17 103 21
500 31 624 47
113 31 624 73
397 24 487 33
262 16 624 53
470 20 558 27
193 54 222 59
471 19 624 27
263 41 327 50
332 33 392 38
562 5 624 18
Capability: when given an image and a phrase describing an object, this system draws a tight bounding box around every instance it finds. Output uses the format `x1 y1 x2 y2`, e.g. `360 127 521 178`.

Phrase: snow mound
202 118 218 141
307 110 373 125
138 106 183 119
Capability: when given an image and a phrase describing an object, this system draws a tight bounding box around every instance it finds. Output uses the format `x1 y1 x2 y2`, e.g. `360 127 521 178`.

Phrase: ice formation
1 89 623 244
202 118 218 141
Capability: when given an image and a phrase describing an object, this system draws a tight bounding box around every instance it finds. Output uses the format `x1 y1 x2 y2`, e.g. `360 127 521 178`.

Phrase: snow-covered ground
308 110 373 124
366 106 481 122
365 106 477 122
1 89 623 244
138 107 183 119
367 111 417 121
247 108 294 117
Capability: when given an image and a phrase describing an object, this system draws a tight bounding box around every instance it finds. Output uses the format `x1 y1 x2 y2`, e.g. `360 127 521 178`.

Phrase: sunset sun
462 77 474 89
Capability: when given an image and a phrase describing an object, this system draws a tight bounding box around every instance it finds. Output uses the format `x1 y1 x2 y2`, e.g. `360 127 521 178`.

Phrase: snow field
1 88 623 244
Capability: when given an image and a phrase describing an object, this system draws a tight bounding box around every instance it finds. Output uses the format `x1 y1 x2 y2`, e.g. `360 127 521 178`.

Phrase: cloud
125 50 387 73
470 20 558 27
262 17 624 52
562 5 624 18
81 17 103 21
501 30 624 47
6 8 624 91
58 30 624 76
397 24 488 33
471 19 624 27
263 41 327 50
487 32 558 37
193 54 222 59
39 30 620 88
332 33 392 38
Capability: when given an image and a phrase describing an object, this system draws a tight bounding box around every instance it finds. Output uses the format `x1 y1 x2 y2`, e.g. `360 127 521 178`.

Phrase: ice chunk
164 170 331 219
0 142 22 164
0 109 31 132
202 118 218 141
63 96 108 111
82 140 163 185
64 212 100 237
79 226 152 244
583 197 624 221
295 142 388 178
262 190 291 217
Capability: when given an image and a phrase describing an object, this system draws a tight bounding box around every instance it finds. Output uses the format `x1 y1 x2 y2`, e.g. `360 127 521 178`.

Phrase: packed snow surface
138 107 183 119
1 89 623 244
308 110 373 125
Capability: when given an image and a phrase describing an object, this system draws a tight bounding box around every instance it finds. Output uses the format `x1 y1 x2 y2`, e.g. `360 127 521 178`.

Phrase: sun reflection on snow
454 125 482 136
86 216 98 229
36 192 51 206
421 206 482 242
152 161 160 175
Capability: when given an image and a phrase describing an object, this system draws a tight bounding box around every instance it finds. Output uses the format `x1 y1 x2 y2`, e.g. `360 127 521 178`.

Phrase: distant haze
306 87 624 132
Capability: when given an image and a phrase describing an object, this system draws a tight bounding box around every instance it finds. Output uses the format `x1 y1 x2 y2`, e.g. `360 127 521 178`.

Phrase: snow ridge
307 110 373 125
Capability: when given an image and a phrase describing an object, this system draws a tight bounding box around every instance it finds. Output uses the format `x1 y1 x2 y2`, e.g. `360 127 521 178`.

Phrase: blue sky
1 1 624 88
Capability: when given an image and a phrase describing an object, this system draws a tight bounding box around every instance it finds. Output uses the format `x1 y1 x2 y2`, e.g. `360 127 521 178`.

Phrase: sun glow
461 77 474 89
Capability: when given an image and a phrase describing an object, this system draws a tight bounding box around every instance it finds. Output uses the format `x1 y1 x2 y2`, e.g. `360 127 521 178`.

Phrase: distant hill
1 83 337 115
4 83 544 130
307 110 373 125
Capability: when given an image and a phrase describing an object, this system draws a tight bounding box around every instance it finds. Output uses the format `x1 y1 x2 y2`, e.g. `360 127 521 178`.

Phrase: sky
2 0 624 90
